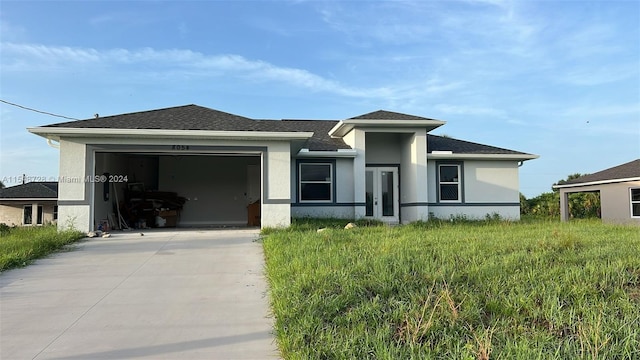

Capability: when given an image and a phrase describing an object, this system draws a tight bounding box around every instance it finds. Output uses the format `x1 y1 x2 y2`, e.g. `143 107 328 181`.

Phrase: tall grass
263 219 640 359
0 225 85 271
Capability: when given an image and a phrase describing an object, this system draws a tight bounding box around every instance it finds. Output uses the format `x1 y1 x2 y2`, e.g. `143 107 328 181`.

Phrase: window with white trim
299 163 333 202
631 188 640 217
438 164 461 202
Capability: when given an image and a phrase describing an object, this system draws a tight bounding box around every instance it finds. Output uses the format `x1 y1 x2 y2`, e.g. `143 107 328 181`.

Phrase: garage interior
93 152 261 229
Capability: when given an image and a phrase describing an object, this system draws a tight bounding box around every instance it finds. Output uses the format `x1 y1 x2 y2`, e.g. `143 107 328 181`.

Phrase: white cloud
0 42 423 100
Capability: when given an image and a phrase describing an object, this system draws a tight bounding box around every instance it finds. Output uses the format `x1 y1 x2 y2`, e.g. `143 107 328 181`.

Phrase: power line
0 99 81 121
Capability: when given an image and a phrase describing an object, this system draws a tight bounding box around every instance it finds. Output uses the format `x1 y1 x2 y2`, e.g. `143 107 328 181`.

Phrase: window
299 163 333 202
23 205 32 225
53 206 58 221
438 164 461 202
631 188 640 217
23 205 44 225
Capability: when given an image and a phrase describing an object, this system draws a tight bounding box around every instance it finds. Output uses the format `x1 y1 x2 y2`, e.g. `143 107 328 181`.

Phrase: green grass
0 225 85 271
263 219 640 359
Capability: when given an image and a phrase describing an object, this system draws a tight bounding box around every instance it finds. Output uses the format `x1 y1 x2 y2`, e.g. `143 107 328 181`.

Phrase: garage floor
0 229 279 360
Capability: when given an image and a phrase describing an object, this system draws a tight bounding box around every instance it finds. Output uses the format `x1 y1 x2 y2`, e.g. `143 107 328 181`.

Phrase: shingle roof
280 120 350 151
45 104 302 132
560 159 640 185
41 104 530 155
0 182 58 199
427 135 530 155
349 110 436 121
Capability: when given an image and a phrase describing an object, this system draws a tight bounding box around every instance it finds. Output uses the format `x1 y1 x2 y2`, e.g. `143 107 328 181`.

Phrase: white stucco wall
290 205 354 219
400 130 429 223
464 161 520 203
426 159 521 220
345 128 367 219
58 140 87 201
259 141 291 227
58 205 91 230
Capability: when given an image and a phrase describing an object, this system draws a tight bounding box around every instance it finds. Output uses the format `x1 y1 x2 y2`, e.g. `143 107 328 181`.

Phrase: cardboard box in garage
157 210 178 227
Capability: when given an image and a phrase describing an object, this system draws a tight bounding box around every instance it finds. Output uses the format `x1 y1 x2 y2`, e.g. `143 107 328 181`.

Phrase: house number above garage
171 145 190 151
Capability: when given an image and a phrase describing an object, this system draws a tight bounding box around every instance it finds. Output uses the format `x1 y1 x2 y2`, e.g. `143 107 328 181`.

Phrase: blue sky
0 0 638 197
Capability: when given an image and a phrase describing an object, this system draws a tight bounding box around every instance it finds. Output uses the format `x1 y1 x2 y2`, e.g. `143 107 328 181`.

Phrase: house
27 105 538 232
553 159 640 225
0 182 58 226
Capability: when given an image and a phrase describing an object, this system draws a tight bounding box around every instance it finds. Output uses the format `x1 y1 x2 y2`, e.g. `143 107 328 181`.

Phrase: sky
0 0 638 198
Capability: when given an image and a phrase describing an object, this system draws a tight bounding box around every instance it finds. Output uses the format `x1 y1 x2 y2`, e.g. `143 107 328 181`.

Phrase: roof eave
28 127 314 141
329 119 446 138
427 153 539 160
553 177 640 189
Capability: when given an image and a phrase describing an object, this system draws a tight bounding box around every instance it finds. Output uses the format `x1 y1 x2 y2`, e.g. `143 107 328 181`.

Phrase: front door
365 167 399 223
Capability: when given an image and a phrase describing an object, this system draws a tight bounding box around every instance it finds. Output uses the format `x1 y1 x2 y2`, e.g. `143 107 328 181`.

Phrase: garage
28 104 312 232
93 151 261 230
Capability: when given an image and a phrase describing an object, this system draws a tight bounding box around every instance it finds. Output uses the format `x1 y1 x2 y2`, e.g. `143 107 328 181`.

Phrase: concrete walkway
0 229 279 359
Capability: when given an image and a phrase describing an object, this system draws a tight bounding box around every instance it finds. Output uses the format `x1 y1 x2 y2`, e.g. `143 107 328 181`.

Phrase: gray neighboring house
553 159 640 225
28 105 538 232
0 182 58 226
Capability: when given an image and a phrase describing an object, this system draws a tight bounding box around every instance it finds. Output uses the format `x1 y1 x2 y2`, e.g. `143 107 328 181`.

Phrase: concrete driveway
0 229 279 359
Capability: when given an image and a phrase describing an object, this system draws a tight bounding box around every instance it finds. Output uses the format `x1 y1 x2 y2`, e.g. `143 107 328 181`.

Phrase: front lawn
262 219 640 359
0 225 85 271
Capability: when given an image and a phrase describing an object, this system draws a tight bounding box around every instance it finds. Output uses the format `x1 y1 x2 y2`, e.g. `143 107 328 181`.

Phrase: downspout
47 138 60 149
518 161 524 167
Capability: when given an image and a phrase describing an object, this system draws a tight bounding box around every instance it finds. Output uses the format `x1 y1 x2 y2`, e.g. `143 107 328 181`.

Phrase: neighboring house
0 182 58 226
553 159 640 225
28 105 538 232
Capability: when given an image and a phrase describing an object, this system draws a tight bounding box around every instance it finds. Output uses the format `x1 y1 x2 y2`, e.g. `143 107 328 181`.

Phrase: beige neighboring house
553 159 640 225
0 182 58 226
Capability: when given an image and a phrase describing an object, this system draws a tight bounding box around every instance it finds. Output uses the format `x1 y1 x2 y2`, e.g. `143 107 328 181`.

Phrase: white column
352 129 367 219
261 142 291 228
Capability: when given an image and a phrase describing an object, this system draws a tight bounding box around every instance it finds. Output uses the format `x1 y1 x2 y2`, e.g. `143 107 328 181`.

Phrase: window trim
297 160 335 203
630 188 640 218
436 162 463 203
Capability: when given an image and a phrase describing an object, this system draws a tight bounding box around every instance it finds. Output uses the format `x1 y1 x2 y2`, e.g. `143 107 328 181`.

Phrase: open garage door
94 152 261 229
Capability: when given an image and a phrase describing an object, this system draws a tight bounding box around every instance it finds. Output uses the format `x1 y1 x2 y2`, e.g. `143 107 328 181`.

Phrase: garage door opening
93 152 261 230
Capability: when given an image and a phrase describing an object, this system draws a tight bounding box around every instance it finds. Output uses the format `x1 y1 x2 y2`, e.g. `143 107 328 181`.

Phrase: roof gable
349 110 436 121
0 182 58 199
561 159 640 185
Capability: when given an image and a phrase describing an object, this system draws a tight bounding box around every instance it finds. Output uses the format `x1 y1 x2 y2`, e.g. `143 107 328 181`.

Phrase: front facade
0 182 58 226
554 159 640 225
29 105 537 232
